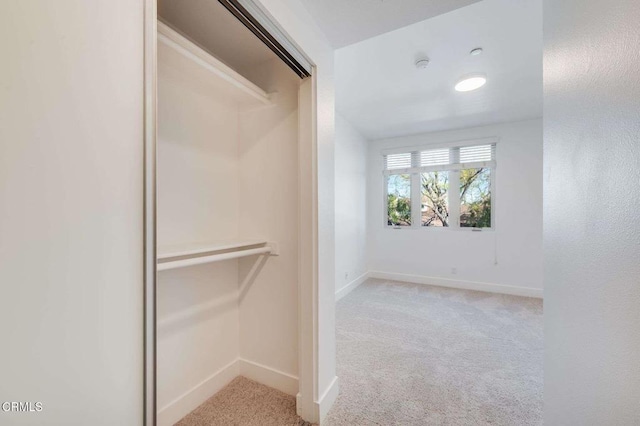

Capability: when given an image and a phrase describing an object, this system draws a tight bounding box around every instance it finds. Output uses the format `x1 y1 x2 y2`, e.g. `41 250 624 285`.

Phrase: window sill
385 226 494 232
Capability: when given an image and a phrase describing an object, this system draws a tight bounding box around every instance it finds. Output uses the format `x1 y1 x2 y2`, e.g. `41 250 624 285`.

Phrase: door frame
142 1 320 424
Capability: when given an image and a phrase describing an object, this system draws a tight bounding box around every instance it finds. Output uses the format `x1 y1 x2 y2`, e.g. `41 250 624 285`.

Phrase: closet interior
155 1 308 424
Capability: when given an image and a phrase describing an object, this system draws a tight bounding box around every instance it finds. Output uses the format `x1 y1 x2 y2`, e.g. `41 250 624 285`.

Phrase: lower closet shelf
157 240 278 271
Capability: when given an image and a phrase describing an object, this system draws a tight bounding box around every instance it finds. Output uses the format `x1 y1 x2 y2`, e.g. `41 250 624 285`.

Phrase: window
383 142 495 229
460 167 491 228
421 171 449 227
387 174 411 226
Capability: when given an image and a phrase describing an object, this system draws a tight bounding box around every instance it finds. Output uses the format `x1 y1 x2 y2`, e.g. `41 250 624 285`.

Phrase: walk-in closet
153 1 312 424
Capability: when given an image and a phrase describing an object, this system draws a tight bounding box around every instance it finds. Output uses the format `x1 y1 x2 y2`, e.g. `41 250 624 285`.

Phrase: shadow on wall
157 254 270 336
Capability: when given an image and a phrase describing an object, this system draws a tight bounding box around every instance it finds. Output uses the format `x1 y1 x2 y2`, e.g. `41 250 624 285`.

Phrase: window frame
382 138 497 231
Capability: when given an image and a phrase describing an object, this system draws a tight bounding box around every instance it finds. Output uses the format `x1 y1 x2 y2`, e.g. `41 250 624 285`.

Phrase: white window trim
380 137 497 156
383 138 498 231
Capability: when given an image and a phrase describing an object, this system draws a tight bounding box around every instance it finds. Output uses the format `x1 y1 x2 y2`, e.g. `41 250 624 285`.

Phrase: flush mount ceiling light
470 47 483 56
455 73 487 92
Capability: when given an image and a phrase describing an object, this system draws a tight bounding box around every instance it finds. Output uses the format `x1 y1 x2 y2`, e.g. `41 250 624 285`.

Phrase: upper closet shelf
157 240 278 272
158 21 272 108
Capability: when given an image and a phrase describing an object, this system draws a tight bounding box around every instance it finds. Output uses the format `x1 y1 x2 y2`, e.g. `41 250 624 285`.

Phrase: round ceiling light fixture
455 73 487 92
415 58 430 69
470 47 483 56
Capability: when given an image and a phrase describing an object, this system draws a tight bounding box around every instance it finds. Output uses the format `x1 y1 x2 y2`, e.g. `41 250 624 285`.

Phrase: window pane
460 168 491 228
421 171 449 227
387 174 411 226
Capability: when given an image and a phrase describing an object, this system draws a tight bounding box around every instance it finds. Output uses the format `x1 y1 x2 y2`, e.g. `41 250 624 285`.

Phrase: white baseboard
157 358 299 425
368 271 543 299
238 358 299 396
335 272 369 301
317 375 339 423
157 358 239 426
296 375 340 424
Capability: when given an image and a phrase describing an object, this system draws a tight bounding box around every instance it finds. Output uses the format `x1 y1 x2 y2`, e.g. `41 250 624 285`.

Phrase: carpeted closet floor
178 278 543 425
176 376 310 426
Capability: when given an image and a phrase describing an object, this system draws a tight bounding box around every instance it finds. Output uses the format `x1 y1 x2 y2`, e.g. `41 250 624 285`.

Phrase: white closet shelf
157 240 278 272
158 21 272 108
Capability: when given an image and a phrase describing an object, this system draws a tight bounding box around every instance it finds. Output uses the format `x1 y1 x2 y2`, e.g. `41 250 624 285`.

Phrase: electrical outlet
451 267 457 275
345 272 349 280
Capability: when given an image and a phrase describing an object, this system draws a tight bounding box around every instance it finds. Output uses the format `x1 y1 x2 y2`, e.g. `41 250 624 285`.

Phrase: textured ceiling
298 0 481 48
335 0 543 140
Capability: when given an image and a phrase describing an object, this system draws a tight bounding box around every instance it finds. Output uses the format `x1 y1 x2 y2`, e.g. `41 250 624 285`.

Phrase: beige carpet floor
324 278 543 426
176 376 311 426
177 278 543 425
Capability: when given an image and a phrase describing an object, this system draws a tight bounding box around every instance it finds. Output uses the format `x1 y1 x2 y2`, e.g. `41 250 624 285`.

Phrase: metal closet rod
157 246 273 271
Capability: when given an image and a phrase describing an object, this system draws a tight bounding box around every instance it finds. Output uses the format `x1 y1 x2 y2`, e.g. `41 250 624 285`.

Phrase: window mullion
449 171 461 228
411 173 421 227
411 151 421 227
490 166 496 230
383 175 389 227
449 147 460 228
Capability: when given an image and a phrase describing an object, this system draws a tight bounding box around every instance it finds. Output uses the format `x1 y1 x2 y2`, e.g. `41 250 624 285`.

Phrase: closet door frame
142 1 320 424
296 75 319 422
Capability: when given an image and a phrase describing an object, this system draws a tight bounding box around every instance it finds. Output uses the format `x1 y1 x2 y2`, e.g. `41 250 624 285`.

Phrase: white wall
156 40 241 426
238 58 301 393
335 114 368 295
157 43 241 248
368 119 543 298
544 0 640 423
0 2 143 425
255 0 338 422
